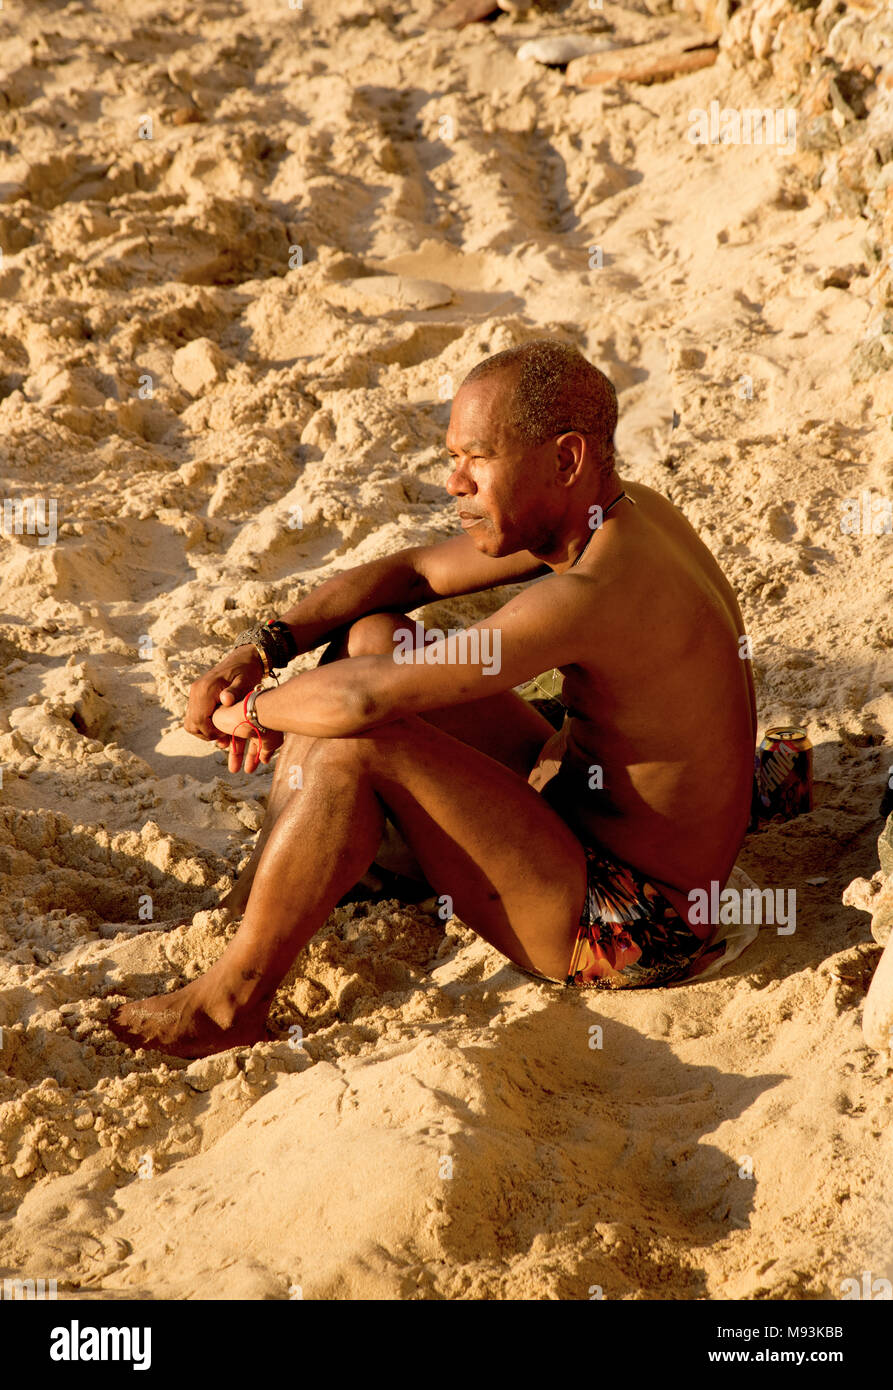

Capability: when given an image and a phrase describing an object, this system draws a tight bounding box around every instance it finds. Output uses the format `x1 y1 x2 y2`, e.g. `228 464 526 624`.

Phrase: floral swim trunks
521 702 737 990
527 846 727 990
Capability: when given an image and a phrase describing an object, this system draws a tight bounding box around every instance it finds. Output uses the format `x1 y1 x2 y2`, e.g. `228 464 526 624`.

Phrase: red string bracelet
241 691 263 742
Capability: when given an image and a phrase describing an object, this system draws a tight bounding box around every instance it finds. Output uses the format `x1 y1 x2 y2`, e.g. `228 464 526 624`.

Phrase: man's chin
464 522 519 557
476 538 517 559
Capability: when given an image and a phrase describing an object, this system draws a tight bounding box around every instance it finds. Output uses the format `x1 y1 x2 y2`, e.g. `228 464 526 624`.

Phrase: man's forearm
247 657 392 738
275 550 431 656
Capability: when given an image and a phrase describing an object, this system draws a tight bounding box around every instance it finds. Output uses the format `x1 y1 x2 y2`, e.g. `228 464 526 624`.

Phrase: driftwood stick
569 45 718 88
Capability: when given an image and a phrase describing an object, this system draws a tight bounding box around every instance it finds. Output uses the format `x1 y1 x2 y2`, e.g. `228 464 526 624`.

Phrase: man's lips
458 512 485 526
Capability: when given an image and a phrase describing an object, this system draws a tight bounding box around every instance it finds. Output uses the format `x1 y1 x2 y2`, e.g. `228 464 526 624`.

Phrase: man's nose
445 462 473 497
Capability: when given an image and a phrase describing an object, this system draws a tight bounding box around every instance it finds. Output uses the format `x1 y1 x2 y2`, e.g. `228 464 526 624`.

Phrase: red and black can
755 726 813 821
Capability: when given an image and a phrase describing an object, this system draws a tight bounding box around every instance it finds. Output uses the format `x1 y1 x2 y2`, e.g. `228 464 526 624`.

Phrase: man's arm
241 571 592 738
186 533 547 741
275 535 550 655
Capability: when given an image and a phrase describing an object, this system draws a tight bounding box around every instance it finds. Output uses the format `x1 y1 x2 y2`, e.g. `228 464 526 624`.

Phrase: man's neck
540 471 626 573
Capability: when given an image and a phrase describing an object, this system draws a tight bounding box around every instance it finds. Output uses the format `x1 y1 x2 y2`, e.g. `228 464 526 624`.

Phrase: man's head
445 339 619 558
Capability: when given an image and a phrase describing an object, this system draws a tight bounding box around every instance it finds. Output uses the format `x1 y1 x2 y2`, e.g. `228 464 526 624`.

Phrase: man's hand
184 647 282 776
211 699 284 775
185 646 265 741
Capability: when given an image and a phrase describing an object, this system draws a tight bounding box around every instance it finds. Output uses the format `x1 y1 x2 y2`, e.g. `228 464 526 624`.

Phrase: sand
0 0 892 1300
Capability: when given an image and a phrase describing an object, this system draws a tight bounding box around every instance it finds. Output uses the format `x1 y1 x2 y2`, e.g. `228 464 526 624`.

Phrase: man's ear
554 431 586 481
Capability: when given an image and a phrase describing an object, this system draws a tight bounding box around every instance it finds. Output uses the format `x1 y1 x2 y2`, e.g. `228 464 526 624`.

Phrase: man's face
444 374 557 556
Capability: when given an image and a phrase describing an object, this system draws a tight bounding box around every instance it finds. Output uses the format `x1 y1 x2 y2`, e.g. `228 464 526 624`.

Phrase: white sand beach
0 0 891 1299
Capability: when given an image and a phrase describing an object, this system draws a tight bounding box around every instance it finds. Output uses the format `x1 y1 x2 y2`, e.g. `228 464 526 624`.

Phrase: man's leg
111 714 587 1057
221 611 554 913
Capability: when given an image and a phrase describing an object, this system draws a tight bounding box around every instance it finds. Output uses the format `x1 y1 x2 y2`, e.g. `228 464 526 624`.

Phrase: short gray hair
460 339 618 465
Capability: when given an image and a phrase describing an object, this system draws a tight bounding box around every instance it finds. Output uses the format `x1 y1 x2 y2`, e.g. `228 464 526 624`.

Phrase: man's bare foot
109 978 269 1059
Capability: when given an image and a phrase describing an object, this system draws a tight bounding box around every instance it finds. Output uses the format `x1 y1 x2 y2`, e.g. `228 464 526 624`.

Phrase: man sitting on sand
111 339 757 1058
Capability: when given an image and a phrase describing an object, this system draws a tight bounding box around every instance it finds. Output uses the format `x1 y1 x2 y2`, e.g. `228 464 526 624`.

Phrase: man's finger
218 672 257 707
227 735 246 774
243 735 261 776
185 676 231 740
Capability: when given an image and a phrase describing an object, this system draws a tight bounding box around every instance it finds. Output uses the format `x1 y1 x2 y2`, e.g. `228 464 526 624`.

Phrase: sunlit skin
444 374 602 564
110 367 756 1058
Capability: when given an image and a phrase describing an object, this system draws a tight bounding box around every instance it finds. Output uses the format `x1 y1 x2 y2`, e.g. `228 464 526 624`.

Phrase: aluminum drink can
756 726 813 820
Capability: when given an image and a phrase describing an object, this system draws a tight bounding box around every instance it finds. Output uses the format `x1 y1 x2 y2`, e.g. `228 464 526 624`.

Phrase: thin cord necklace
571 490 635 568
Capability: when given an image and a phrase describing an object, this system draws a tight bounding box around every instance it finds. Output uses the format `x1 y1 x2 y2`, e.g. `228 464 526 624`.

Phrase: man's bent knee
345 611 411 658
305 715 421 770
